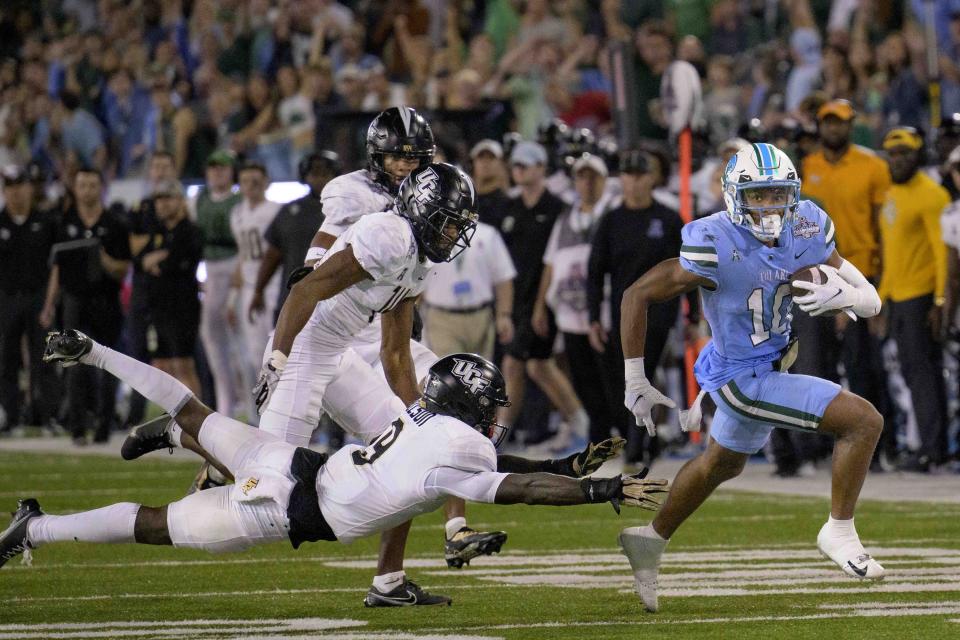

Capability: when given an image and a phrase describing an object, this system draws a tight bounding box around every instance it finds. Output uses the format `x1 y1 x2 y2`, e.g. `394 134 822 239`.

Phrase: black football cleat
121 415 176 460
444 527 508 568
42 330 93 367
0 498 43 568
363 578 452 607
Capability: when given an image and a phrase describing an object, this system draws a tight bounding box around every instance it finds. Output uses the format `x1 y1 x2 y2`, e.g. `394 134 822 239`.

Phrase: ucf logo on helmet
451 359 490 394
414 167 440 204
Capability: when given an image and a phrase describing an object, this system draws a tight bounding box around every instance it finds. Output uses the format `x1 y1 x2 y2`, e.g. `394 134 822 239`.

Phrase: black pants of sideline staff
889 294 949 464
61 292 123 442
0 290 59 427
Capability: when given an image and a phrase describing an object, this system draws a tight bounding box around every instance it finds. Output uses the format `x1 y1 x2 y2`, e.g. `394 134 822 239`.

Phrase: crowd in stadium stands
1 0 960 474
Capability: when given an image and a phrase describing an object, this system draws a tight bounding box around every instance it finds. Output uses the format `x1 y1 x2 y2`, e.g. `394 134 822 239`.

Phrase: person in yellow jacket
798 100 893 475
879 127 950 473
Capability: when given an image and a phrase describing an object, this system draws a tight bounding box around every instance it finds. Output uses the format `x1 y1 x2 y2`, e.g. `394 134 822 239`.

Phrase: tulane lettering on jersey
679 200 836 391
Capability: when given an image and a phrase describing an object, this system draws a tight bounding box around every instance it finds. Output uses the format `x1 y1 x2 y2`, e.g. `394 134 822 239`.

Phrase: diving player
0 331 667 608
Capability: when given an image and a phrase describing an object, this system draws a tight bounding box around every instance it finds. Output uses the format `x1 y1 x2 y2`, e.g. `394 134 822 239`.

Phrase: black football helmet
421 353 511 446
537 119 571 172
596 134 620 173
502 132 524 161
298 149 341 184
937 113 960 164
396 163 478 263
366 106 436 193
560 128 597 174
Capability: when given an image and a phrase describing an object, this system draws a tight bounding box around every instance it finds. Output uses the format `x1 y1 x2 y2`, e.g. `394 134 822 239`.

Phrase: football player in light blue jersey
616 142 886 612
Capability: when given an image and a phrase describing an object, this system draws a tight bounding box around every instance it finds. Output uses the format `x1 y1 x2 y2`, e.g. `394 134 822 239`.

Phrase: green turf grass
1 450 958 639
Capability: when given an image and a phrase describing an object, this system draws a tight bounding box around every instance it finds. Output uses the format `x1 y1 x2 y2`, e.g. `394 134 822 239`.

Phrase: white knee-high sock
26 503 139 548
197 412 280 473
81 343 193 417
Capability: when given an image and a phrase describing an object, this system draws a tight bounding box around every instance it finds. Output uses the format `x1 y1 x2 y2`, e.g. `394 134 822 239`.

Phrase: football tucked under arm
791 261 880 318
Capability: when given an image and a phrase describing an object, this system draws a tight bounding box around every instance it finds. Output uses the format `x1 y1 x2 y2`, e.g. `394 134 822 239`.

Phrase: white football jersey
318 169 394 237
306 211 434 342
230 198 282 286
317 403 503 543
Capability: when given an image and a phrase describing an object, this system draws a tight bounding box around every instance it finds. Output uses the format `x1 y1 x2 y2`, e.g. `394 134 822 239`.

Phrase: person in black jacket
125 151 178 427
142 180 203 395
41 168 131 445
0 167 59 431
498 141 590 444
249 150 339 323
587 150 684 462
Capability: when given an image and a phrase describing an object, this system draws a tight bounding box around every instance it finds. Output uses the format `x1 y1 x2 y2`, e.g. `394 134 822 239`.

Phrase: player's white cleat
816 519 885 580
619 525 668 612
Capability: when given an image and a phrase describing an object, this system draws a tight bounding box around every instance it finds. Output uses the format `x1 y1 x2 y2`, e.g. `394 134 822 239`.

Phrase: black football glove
569 437 627 476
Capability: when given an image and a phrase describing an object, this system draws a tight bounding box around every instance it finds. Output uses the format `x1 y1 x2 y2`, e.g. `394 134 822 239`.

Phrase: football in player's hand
790 265 842 316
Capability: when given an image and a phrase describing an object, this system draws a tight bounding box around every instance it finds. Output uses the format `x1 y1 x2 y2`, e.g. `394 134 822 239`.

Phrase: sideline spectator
191 151 244 418
250 151 339 321
587 150 682 463
42 168 130 445
0 167 59 432
423 219 516 361
498 141 589 447
533 153 616 444
879 128 950 473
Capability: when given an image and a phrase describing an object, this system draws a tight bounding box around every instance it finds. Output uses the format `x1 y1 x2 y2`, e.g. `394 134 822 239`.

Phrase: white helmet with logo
721 142 800 241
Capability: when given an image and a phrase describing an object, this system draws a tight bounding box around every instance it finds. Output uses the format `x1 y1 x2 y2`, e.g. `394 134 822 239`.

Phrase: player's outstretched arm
494 470 667 513
271 246 370 355
496 437 627 477
621 259 711 434
621 258 710 359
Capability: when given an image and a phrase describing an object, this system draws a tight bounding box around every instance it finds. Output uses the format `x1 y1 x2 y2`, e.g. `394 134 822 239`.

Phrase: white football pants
166 413 296 553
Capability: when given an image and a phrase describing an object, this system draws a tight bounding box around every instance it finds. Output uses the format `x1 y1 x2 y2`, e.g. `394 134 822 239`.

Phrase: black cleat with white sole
444 527 508 568
121 415 176 460
42 330 93 367
364 578 452 607
0 498 43 568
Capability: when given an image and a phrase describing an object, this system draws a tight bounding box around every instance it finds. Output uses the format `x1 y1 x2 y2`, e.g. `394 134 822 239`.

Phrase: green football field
1 449 959 640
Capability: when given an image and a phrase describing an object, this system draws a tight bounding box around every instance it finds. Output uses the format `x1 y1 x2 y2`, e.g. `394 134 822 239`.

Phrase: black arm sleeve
496 453 576 477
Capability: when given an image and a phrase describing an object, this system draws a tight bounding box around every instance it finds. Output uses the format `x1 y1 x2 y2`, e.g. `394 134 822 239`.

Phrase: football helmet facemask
396 163 478 263
366 106 436 194
722 142 800 242
421 353 512 446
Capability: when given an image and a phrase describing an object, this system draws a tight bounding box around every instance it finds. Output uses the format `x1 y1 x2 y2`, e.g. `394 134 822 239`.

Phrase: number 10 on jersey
748 283 792 346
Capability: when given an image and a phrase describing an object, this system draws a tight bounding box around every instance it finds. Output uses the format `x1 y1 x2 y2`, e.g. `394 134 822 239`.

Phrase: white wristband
226 287 239 309
305 246 327 264
624 357 646 383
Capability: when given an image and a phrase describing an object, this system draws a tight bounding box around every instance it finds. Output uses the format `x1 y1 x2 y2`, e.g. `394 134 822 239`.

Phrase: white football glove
253 350 287 415
792 265 855 316
624 358 676 437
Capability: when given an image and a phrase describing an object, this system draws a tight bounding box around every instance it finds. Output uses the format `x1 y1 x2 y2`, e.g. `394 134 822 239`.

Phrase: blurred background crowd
2 0 960 476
